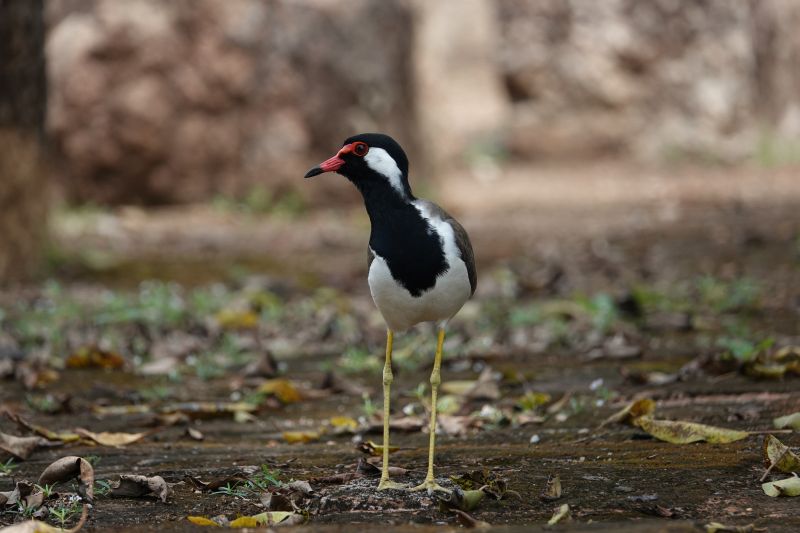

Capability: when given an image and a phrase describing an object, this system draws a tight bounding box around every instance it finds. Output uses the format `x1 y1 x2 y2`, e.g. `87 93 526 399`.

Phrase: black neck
354 178 448 297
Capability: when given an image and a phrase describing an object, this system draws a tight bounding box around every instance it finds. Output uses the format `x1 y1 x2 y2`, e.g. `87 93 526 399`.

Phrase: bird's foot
409 479 450 494
377 479 408 491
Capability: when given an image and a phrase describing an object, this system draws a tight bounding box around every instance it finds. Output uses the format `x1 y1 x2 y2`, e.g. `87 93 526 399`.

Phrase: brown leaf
540 473 562 501
5 412 81 443
309 472 364 485
110 474 171 502
38 456 94 503
0 432 51 460
74 428 146 447
762 435 800 473
600 398 655 427
356 440 398 456
65 346 125 369
184 474 248 492
633 416 749 444
452 509 491 529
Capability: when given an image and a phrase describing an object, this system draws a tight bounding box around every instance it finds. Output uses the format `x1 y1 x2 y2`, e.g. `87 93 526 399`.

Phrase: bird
304 133 476 493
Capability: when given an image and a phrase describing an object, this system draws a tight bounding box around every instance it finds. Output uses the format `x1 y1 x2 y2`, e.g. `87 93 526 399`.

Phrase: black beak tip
304 167 324 179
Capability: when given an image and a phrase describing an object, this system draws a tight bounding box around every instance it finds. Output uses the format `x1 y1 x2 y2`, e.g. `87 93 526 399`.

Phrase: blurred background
2 0 800 289
1 2 800 528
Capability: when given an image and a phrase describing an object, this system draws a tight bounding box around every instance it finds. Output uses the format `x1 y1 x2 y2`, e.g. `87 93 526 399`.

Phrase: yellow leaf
215 309 259 329
601 398 655 427
66 346 125 369
330 416 359 432
762 475 800 497
547 503 571 525
356 440 397 456
516 392 552 411
763 435 800 473
75 428 146 447
773 412 800 430
705 522 759 533
258 379 302 404
633 416 749 444
282 430 320 444
186 516 220 527
229 512 294 528
441 380 477 396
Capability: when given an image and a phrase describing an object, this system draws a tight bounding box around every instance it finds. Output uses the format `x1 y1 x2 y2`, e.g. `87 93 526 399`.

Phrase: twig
749 429 793 436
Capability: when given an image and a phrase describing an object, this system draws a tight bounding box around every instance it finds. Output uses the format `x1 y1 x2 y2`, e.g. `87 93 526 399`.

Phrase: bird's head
304 133 412 199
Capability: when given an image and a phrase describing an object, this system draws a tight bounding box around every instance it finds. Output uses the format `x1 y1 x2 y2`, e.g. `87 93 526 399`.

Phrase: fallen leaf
110 474 171 502
547 503 571 525
282 430 320 444
330 416 359 433
540 473 562 501
356 440 397 456
215 309 259 330
228 511 298 528
441 368 500 400
705 522 760 533
357 457 409 478
633 416 749 444
516 392 551 411
187 516 221 527
65 346 125 370
773 412 800 430
600 398 655 427
762 435 800 473
74 428 146 447
5 413 81 443
761 475 800 497
186 427 204 441
309 472 364 485
258 379 302 404
438 487 485 512
452 509 491 529
437 415 473 437
0 432 51 460
38 456 94 503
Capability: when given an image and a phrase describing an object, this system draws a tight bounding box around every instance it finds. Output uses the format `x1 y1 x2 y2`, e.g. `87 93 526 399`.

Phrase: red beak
304 143 355 178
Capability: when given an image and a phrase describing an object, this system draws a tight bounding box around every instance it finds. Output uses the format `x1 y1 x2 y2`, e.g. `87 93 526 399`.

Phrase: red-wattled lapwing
305 133 476 493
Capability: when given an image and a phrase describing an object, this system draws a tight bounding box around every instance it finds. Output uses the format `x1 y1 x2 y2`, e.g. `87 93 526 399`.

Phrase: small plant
48 499 82 528
0 458 17 476
361 393 378 419
94 480 112 497
84 455 101 467
34 484 55 498
717 335 774 363
247 464 282 492
212 482 248 499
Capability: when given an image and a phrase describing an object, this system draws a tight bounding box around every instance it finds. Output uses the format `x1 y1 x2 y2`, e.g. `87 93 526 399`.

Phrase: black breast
368 205 448 297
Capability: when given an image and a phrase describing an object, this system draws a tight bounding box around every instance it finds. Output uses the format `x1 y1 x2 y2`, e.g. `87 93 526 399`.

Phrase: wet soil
2 161 800 531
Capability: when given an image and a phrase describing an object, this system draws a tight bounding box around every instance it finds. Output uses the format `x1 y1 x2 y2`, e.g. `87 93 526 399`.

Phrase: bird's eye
353 142 369 157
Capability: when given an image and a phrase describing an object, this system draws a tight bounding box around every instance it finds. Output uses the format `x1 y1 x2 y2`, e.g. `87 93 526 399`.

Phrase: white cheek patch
364 147 405 197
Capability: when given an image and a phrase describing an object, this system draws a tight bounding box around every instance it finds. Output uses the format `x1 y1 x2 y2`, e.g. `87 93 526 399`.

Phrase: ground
1 161 799 532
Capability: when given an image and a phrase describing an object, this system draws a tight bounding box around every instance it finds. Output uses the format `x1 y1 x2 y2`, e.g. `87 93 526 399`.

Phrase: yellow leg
377 330 406 491
410 328 449 493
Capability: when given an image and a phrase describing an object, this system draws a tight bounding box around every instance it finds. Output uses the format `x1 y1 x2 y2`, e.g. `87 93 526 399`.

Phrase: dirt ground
1 161 799 532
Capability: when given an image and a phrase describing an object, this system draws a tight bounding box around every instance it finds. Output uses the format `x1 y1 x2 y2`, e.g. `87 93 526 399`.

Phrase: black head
304 133 412 199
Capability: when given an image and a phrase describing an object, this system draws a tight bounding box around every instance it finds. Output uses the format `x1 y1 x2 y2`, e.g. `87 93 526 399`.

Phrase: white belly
368 254 472 332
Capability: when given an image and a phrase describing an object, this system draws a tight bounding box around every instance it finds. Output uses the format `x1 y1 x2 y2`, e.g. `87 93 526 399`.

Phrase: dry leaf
215 309 259 330
110 474 171 502
705 522 759 533
773 412 800 431
0 432 51 460
186 427 204 441
282 430 320 444
38 456 95 503
438 487 485 512
258 379 302 404
228 511 298 528
762 435 800 473
547 503 571 525
330 416 359 433
540 473 562 501
356 440 397 456
5 413 81 443
186 516 221 527
65 346 125 369
452 508 491 530
74 428 146 447
633 416 749 444
761 475 800 497
600 398 655 427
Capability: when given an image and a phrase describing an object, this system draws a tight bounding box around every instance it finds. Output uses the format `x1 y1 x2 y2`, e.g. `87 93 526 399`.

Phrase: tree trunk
0 0 49 284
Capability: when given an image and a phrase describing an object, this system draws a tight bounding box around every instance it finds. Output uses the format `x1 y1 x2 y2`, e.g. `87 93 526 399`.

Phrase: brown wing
417 200 477 295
